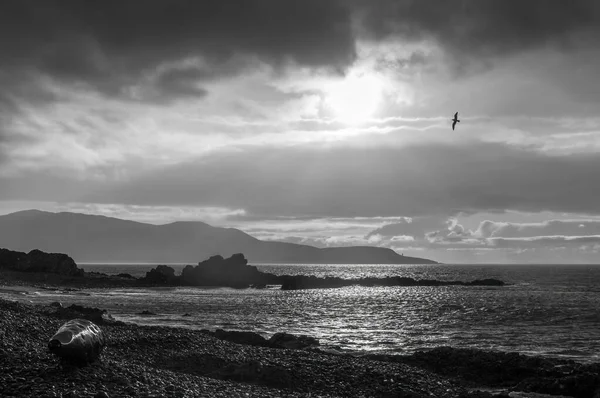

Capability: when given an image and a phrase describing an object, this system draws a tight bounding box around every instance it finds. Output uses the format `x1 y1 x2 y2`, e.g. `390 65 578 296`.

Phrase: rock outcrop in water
199 329 320 350
181 253 280 288
0 248 83 276
141 253 280 288
138 254 507 290
1 248 505 291
143 264 179 285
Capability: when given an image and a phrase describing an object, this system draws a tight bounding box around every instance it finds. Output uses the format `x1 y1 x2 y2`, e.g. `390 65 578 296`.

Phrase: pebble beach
1 298 467 398
3 297 600 398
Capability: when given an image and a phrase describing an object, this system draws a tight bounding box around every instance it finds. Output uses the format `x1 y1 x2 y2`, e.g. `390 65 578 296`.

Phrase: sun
324 72 383 124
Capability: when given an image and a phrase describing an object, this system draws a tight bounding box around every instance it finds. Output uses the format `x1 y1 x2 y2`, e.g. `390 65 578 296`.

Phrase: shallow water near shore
3 263 600 364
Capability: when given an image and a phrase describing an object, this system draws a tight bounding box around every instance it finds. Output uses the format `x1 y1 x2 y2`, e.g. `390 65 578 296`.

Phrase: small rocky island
0 248 504 290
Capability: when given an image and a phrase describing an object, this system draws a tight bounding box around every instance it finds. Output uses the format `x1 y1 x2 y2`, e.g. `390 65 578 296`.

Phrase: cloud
4 1 598 105
389 217 600 252
72 140 600 218
490 235 600 249
356 0 600 63
259 233 387 249
0 0 356 101
134 67 210 103
475 219 600 238
365 216 444 239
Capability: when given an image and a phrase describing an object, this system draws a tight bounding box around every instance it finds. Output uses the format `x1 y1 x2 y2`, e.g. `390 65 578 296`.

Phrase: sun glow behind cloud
3 1 600 263
323 71 384 124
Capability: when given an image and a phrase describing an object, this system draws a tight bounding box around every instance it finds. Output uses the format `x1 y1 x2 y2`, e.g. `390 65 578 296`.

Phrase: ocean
3 263 600 363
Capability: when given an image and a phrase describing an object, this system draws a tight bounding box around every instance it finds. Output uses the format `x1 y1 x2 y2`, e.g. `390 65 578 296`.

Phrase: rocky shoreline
1 297 599 398
1 248 504 290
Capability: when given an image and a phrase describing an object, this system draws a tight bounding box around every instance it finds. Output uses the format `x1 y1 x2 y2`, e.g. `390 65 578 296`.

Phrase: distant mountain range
0 210 437 264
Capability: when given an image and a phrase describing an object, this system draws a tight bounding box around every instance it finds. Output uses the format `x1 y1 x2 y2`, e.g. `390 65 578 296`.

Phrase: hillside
0 210 437 264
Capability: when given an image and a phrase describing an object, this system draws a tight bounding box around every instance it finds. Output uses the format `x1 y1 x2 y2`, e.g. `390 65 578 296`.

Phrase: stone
213 329 269 346
0 248 83 276
268 332 320 350
142 265 178 284
48 319 106 364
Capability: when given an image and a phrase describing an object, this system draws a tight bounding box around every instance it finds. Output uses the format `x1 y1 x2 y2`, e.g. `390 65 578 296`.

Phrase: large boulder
143 264 178 284
213 329 269 346
391 347 600 398
0 248 83 276
181 253 276 288
224 253 248 266
0 248 23 269
268 332 320 350
48 318 105 364
22 249 82 276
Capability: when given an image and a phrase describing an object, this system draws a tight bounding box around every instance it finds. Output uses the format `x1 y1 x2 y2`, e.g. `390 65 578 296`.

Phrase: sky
2 0 600 263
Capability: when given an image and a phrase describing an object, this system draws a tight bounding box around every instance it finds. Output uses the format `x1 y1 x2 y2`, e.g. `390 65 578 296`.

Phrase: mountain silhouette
0 210 437 264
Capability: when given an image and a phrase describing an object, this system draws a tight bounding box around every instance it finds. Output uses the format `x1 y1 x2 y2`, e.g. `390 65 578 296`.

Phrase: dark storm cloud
356 0 600 60
72 140 600 218
154 68 210 99
129 67 211 104
0 0 356 100
2 0 598 104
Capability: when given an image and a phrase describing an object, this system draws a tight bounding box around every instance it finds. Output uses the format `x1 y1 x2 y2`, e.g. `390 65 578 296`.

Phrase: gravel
0 298 467 398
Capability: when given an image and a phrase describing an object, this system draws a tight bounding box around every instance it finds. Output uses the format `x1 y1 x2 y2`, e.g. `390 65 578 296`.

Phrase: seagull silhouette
451 112 460 130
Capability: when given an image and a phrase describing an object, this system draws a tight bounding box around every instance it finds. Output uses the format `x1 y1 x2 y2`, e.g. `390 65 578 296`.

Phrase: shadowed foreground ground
1 298 599 398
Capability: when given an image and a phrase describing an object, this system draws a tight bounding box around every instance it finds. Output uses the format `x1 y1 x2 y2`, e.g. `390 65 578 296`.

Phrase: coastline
2 296 599 398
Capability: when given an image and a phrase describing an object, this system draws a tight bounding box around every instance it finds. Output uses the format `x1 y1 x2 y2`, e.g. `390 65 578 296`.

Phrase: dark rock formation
0 248 83 276
138 253 280 288
180 253 279 288
141 254 270 287
48 318 106 364
268 332 319 350
199 329 321 351
138 254 505 290
0 246 503 292
211 329 270 347
367 347 600 398
142 264 179 285
280 275 505 290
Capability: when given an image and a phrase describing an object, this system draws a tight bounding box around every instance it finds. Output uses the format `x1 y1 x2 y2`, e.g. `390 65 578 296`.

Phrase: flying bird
451 112 460 130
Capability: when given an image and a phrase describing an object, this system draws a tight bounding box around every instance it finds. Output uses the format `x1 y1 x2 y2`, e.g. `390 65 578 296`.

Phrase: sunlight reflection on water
4 263 600 363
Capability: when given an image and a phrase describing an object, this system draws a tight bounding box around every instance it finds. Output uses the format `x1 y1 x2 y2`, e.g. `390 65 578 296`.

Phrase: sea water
3 263 599 363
